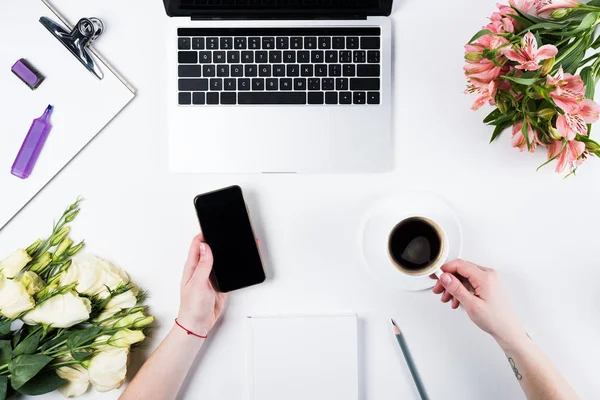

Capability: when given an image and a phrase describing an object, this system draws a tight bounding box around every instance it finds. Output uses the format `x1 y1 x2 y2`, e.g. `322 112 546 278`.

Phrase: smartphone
194 186 265 292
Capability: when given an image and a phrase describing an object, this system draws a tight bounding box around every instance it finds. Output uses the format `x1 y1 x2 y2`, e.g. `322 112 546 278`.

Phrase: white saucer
359 192 463 291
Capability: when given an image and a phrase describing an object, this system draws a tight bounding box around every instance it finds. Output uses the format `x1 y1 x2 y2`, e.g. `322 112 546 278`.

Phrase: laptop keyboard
177 28 382 106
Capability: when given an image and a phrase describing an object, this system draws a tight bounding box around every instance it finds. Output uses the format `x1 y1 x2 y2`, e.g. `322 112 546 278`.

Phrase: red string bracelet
175 318 207 339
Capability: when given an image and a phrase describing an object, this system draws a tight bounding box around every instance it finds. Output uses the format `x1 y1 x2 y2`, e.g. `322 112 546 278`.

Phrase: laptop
165 0 394 173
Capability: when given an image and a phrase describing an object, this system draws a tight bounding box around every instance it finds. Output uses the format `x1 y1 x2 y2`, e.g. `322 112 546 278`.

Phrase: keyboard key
227 51 240 63
361 37 381 49
192 37 204 50
238 78 250 91
315 65 327 77
347 37 359 49
343 64 356 77
326 51 338 63
269 51 282 63
256 51 268 63
249 37 261 49
353 91 366 104
178 37 191 50
234 37 247 49
241 51 254 63
294 78 306 90
207 92 219 104
336 78 348 91
283 51 296 63
340 51 352 63
291 37 303 49
220 37 233 49
301 64 314 77
179 65 202 77
198 51 211 63
322 78 334 90
333 37 345 49
192 92 205 105
367 92 380 104
308 78 320 90
308 92 324 104
266 78 278 90
238 92 306 105
339 91 352 104
325 91 338 104
297 51 310 63
273 65 286 77
329 64 341 77
280 78 292 90
217 65 230 77
318 37 331 49
207 37 219 50
245 65 257 77
354 50 366 63
277 37 289 49
262 37 275 49
231 65 243 77
203 65 216 77
178 51 197 64
287 64 299 77
311 51 324 63
357 64 380 77
259 65 272 77
210 78 223 91
304 37 317 49
224 78 236 91
350 78 380 90
179 92 191 105
214 51 226 63
179 79 208 91
221 92 236 104
367 50 380 63
252 78 265 90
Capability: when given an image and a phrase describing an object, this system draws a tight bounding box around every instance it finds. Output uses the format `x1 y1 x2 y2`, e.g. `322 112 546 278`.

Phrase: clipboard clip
40 16 104 80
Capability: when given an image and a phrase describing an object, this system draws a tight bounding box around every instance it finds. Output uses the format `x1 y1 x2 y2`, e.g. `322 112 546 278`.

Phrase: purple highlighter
11 105 54 179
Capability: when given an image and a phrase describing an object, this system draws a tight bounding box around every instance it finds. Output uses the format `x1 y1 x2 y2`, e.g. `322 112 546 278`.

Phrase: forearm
498 335 578 400
120 326 204 400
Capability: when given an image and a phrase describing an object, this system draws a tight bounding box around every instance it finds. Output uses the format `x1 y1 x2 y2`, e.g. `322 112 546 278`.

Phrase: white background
1 0 599 399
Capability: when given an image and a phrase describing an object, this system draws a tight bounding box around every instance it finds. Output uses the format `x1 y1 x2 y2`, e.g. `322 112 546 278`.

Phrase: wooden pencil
391 319 430 400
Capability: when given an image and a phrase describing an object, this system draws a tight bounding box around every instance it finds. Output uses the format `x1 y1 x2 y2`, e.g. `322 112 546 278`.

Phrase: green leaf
489 119 514 143
71 348 93 362
66 327 102 350
467 29 493 44
546 12 599 36
556 36 590 74
506 13 534 29
39 330 70 352
0 321 11 337
483 108 503 124
8 354 52 390
13 330 42 357
0 376 7 400
504 76 540 85
522 118 531 151
580 66 597 100
524 21 569 32
16 370 66 396
0 341 11 366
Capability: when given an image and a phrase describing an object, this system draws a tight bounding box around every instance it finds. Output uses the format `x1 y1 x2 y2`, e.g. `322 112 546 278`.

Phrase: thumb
193 242 214 280
439 273 476 306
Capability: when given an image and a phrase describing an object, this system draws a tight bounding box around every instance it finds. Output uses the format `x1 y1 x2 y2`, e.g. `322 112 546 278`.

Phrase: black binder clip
40 16 104 80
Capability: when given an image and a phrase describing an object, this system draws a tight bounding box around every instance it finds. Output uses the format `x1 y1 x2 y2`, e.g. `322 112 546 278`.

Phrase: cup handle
433 269 444 279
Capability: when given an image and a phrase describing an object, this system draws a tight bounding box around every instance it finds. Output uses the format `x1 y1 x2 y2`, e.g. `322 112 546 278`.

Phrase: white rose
109 329 145 348
0 249 31 278
57 364 90 398
23 292 91 328
60 254 130 299
0 276 35 319
88 348 129 392
15 271 45 295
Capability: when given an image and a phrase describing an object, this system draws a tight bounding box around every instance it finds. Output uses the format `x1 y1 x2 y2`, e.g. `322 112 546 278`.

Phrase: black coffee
388 217 442 271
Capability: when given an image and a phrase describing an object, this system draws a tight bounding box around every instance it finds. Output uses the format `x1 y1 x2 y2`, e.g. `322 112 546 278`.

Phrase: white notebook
247 315 359 400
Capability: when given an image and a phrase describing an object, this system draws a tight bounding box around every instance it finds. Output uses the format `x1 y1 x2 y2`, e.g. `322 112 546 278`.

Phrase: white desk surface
1 0 599 399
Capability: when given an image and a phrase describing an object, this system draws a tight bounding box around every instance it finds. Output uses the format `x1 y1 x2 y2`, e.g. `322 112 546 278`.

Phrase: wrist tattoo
507 357 523 381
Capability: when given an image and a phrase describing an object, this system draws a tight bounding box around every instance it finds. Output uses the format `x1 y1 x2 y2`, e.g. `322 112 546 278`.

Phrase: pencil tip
390 319 397 327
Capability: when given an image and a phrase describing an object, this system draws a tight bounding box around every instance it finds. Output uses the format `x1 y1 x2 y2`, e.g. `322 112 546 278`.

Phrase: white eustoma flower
15 271 45 295
57 364 90 398
60 254 132 299
95 290 138 323
88 348 129 392
0 249 31 278
0 276 35 319
109 329 145 348
23 292 91 328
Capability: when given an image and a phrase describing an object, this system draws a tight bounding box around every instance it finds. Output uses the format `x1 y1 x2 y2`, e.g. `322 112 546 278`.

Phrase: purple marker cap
11 105 54 179
11 59 45 90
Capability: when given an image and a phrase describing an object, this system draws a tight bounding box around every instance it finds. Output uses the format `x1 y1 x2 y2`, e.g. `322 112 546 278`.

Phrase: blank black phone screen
194 186 265 292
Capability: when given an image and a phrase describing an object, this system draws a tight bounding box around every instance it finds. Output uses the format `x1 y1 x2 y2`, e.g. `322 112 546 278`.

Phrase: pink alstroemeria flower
547 139 585 173
466 80 498 111
511 120 538 152
509 0 536 14
502 32 558 71
535 0 580 17
464 60 502 84
556 99 600 140
487 4 520 33
546 67 585 114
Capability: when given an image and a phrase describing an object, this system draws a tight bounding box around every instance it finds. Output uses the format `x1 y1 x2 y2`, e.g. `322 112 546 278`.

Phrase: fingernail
200 243 207 256
441 274 452 286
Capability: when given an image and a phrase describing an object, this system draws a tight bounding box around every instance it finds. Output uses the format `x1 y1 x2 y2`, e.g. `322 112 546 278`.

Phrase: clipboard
0 0 135 229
